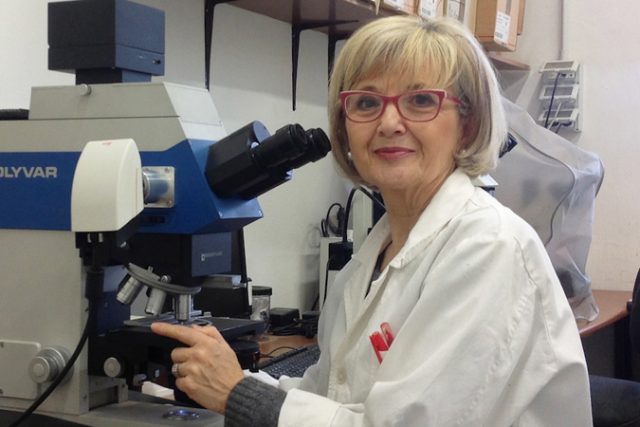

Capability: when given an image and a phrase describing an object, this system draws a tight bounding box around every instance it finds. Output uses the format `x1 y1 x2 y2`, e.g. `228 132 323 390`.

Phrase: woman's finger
151 322 203 346
193 325 224 341
171 346 191 363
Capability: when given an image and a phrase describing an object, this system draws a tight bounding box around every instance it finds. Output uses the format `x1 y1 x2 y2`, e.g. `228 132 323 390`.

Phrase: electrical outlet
538 60 583 133
540 60 579 75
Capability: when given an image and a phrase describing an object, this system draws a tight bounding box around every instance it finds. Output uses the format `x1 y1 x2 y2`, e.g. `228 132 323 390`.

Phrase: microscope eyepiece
251 124 330 171
206 122 331 199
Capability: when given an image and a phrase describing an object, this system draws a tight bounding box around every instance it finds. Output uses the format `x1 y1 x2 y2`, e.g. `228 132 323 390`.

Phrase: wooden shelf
225 1 529 69
226 0 397 37
487 52 530 71
207 0 530 106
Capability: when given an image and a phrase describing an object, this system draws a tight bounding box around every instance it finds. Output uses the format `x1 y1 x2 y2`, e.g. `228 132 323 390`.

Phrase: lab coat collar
353 168 475 269
393 168 475 267
343 169 475 329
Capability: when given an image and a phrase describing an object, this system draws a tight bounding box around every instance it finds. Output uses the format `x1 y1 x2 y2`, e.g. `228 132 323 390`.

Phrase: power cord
341 187 385 244
8 267 102 427
320 202 344 237
314 188 386 310
8 317 91 427
270 313 319 338
321 254 334 307
544 72 564 129
553 121 572 134
260 346 299 359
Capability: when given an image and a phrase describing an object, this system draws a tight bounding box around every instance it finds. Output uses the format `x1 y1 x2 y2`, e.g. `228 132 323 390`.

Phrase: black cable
270 324 304 336
321 202 343 237
544 72 563 129
341 188 358 243
322 256 334 306
357 187 386 212
9 258 104 427
554 122 570 134
341 187 386 244
262 346 298 358
271 320 318 337
8 305 93 427
321 187 389 310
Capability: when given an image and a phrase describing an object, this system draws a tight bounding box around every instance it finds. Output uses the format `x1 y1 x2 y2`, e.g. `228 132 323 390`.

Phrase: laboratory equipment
0 1 330 425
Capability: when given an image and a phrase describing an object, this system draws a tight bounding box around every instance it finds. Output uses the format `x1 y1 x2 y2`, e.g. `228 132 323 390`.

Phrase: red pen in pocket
369 322 395 363
380 322 394 346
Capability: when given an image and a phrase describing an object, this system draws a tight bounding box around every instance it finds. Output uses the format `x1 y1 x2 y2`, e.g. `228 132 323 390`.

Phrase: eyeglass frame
339 89 465 123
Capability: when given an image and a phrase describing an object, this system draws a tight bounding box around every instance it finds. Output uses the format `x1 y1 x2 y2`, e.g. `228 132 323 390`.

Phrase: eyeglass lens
344 92 442 122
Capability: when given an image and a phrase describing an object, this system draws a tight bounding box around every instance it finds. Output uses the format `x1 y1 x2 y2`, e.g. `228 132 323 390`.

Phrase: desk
260 291 634 353
579 289 633 379
579 289 632 337
257 292 634 373
257 334 316 358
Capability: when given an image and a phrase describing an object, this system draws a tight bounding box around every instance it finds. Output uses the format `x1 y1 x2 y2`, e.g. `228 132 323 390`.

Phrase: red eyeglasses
339 89 464 123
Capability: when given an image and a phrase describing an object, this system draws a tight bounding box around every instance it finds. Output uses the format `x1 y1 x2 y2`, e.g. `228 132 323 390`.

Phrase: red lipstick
374 146 414 160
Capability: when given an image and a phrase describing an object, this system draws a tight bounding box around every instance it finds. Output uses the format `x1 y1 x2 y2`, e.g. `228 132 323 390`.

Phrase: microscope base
1 395 224 427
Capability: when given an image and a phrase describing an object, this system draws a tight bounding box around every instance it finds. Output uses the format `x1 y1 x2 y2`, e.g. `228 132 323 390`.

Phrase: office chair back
629 268 640 352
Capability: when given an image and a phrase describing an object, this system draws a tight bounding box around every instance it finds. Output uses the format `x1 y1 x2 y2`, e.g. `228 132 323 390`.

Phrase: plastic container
251 286 272 332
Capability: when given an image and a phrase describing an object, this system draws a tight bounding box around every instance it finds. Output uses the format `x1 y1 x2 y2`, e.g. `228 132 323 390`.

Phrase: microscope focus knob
103 357 123 378
29 347 69 384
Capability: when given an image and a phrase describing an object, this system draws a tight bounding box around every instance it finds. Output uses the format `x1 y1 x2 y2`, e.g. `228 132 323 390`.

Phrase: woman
152 15 592 426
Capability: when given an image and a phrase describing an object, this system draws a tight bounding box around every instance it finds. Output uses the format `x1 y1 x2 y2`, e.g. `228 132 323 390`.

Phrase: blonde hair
328 15 507 184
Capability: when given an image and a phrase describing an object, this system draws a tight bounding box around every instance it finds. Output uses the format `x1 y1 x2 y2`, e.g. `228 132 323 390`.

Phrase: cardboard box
466 0 477 32
517 0 526 35
474 0 520 51
374 0 417 15
417 0 444 19
445 0 466 23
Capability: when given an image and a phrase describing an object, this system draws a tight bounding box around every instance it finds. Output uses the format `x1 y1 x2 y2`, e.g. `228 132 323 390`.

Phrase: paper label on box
446 1 462 20
494 11 511 44
385 0 403 8
419 0 437 18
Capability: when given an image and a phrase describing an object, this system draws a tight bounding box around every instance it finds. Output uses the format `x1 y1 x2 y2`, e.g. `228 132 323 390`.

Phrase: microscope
0 1 330 425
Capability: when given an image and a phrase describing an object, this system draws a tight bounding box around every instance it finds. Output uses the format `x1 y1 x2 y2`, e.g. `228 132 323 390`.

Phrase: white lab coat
278 169 592 427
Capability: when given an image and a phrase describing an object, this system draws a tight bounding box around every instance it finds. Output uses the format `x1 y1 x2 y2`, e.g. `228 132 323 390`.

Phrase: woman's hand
150 322 245 414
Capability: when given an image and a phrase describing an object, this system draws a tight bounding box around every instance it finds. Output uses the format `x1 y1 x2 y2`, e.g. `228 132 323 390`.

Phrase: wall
0 0 348 312
209 5 347 311
3 0 638 308
216 0 640 306
0 1 73 103
499 0 640 291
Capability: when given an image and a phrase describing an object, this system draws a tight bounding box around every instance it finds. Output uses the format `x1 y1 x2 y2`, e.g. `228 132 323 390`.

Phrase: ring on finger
171 362 185 378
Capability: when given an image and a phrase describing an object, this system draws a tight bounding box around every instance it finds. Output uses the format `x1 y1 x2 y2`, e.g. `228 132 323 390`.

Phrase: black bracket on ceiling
291 20 353 110
328 31 351 78
204 0 236 90
204 0 357 110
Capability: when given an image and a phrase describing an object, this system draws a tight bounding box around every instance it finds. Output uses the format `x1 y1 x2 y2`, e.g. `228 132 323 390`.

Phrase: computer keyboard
260 344 321 379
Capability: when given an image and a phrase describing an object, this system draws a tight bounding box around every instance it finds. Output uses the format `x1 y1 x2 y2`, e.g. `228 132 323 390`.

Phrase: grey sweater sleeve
224 376 287 427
